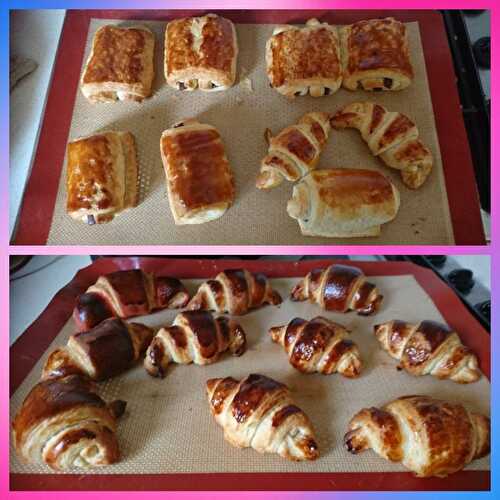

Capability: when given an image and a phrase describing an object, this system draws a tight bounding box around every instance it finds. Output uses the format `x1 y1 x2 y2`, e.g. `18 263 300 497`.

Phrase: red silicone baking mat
9 257 490 491
12 9 485 245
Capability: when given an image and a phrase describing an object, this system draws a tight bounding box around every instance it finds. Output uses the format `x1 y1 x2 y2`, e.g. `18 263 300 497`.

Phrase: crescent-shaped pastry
80 25 155 102
340 18 413 91
374 320 482 383
66 131 138 225
266 18 342 98
73 269 189 332
165 14 238 91
206 373 319 461
287 168 400 237
345 395 490 477
12 375 126 470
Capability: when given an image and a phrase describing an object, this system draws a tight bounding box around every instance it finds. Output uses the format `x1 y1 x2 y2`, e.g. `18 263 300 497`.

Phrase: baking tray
9 258 491 491
11 10 485 245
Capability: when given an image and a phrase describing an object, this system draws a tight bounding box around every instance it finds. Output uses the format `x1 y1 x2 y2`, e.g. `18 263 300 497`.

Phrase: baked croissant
374 320 481 383
291 264 383 315
43 318 154 381
187 269 282 315
144 311 246 377
73 269 190 331
12 375 126 471
269 316 362 377
206 373 319 461
331 102 433 189
344 395 490 477
256 112 332 189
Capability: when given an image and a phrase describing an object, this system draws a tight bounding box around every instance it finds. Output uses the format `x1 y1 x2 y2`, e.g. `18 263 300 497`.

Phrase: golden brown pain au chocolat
266 18 342 98
331 102 433 189
256 112 332 190
340 17 414 92
374 320 482 383
165 13 238 91
144 311 246 378
160 119 235 224
12 375 126 471
73 269 190 332
42 318 154 382
287 168 400 237
206 373 319 461
269 316 362 377
187 269 282 315
80 25 155 102
66 131 138 225
344 395 490 477
291 264 383 315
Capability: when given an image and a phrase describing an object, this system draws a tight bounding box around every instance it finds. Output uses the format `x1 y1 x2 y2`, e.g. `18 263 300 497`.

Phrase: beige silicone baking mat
46 18 454 245
10 275 489 474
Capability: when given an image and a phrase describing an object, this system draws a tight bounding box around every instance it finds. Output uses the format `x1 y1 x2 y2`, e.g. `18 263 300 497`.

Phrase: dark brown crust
155 277 189 308
290 318 329 370
284 317 307 350
207 280 225 309
182 311 218 359
269 26 341 87
83 26 148 84
274 128 316 165
209 377 239 415
106 270 149 310
323 339 357 375
323 265 362 311
147 338 166 378
345 18 413 78
250 273 267 307
223 269 249 314
161 128 234 217
73 292 114 332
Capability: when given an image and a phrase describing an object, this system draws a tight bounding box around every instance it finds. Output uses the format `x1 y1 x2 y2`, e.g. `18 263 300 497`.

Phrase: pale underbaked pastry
80 25 155 102
331 102 433 189
256 112 332 189
287 168 400 237
291 263 383 315
165 13 238 91
345 395 490 477
66 131 138 225
269 316 362 377
374 320 482 383
12 375 126 470
160 119 235 224
144 311 246 377
73 269 189 332
266 18 342 98
206 373 319 461
340 17 414 91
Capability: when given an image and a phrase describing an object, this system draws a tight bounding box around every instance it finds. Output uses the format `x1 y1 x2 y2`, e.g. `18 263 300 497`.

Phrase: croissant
269 316 362 377
291 264 382 315
256 112 332 189
43 318 154 381
344 395 490 477
187 269 282 315
144 311 247 377
206 373 319 461
331 102 433 189
73 269 190 331
374 320 481 383
12 375 126 470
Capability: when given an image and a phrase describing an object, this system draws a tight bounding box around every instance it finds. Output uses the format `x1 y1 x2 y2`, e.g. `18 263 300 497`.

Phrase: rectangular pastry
80 25 155 102
165 14 238 91
66 131 138 224
287 168 400 237
160 120 235 224
266 18 342 98
340 17 413 91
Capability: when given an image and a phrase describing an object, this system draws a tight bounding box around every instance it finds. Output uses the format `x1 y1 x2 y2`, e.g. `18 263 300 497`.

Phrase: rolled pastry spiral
291 264 383 315
73 269 190 332
144 311 247 377
256 112 332 189
187 268 282 315
269 316 362 377
344 395 490 477
331 102 432 189
12 375 126 471
43 318 154 382
374 320 482 383
206 373 319 461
